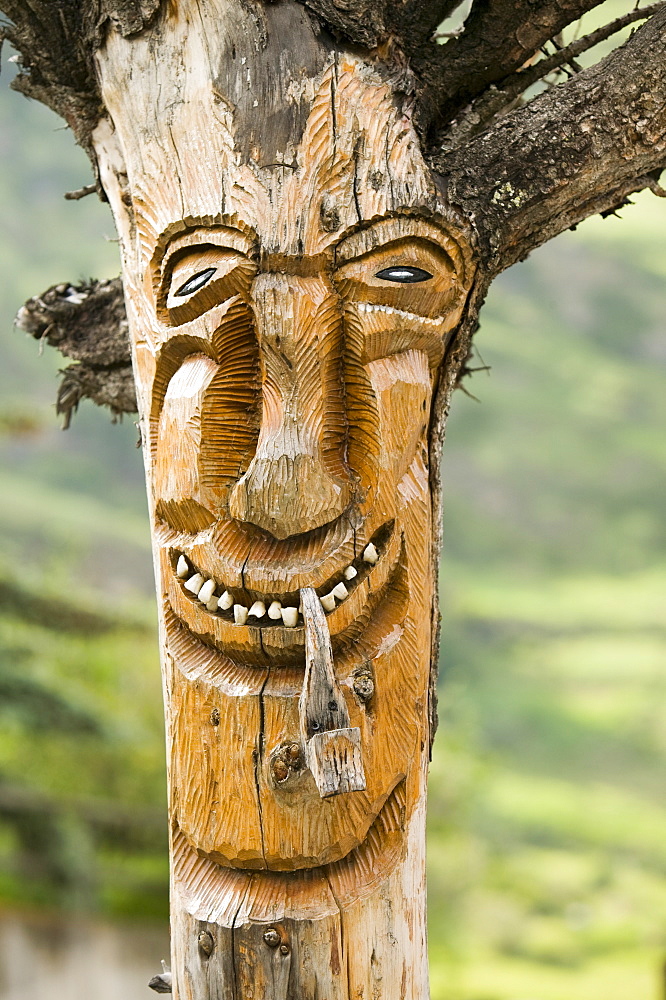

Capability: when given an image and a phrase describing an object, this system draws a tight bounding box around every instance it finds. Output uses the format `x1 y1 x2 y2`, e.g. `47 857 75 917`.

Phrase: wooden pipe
299 586 366 798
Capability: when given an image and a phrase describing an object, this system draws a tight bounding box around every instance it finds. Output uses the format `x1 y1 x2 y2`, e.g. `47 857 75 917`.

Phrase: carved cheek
152 306 261 532
364 350 431 491
154 354 220 529
345 315 434 514
343 315 382 506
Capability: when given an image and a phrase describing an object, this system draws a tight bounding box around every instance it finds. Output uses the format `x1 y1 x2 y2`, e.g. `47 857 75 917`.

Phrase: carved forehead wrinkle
97 0 436 266
283 60 437 256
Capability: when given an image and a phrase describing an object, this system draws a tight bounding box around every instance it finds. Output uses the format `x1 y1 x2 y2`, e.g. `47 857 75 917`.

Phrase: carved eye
175 267 217 297
375 266 433 283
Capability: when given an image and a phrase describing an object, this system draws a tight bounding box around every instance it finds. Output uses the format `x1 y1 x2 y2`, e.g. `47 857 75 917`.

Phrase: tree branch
0 0 161 161
299 0 463 51
438 2 666 153
435 6 666 274
64 183 98 200
501 1 666 104
417 0 608 140
15 278 136 426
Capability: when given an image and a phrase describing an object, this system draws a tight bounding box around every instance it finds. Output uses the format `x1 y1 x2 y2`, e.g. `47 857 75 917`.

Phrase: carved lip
165 521 400 661
172 779 408 917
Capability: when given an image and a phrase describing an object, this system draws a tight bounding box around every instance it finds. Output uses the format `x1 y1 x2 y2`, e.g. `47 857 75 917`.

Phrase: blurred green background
0 37 665 1000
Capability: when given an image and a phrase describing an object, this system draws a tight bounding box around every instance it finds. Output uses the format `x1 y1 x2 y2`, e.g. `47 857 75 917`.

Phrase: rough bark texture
437 6 666 274
299 0 461 51
416 0 604 135
15 278 135 425
0 1 161 162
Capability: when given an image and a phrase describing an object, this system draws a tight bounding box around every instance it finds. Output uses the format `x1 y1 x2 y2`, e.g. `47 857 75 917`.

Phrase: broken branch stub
15 278 135 425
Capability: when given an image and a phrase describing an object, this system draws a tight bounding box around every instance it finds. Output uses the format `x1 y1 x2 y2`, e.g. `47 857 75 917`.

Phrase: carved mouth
165 521 400 662
170 522 392 628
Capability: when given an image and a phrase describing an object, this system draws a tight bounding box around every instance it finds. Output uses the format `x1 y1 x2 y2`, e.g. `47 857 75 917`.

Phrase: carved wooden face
147 212 472 871
95 24 475 881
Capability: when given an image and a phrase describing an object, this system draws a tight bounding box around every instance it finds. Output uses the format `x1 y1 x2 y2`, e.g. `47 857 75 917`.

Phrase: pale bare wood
304 728 365 799
299 585 366 797
92 1 476 995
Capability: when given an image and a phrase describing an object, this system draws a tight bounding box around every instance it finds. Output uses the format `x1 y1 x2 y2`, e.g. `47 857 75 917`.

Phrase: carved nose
228 273 352 539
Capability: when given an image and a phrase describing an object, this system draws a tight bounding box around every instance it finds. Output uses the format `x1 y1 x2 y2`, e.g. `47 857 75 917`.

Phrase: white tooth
206 596 219 612
249 600 266 618
198 579 215 604
176 555 190 578
234 604 249 625
331 581 349 601
185 573 204 594
320 593 336 612
267 601 282 620
362 542 379 564
343 564 358 581
217 590 233 610
281 607 299 628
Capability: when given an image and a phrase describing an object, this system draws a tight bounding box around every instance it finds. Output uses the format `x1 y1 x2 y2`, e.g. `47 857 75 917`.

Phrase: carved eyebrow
155 225 257 280
335 218 466 276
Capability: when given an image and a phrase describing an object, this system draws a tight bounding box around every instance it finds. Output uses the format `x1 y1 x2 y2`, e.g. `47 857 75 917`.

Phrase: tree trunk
91 2 478 995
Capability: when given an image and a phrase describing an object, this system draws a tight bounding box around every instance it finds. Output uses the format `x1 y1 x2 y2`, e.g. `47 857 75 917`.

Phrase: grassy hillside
0 61 166 919
0 51 665 999
429 199 666 999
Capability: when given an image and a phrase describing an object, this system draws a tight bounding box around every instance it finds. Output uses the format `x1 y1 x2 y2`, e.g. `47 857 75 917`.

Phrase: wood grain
92 1 476 995
299 586 366 798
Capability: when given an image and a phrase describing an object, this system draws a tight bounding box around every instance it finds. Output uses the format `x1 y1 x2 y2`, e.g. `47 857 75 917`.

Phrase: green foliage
1 46 665 998
428 195 666 998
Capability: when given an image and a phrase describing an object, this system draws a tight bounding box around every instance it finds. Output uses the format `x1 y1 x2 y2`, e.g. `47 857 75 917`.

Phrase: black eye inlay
174 267 217 297
375 265 433 283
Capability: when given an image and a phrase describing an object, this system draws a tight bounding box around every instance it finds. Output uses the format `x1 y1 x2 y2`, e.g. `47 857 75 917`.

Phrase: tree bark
437 5 666 274
15 279 135 425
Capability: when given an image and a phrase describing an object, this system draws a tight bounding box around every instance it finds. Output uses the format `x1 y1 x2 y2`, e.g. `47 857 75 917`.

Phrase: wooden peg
299 587 366 798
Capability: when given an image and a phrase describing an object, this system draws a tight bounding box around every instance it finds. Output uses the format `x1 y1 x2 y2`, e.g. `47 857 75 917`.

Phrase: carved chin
163 513 420 873
164 521 401 664
173 778 409 913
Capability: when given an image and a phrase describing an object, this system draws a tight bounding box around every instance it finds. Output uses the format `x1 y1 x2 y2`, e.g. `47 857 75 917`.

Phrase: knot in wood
263 928 281 948
353 671 374 704
198 930 215 957
271 758 290 783
319 200 340 232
